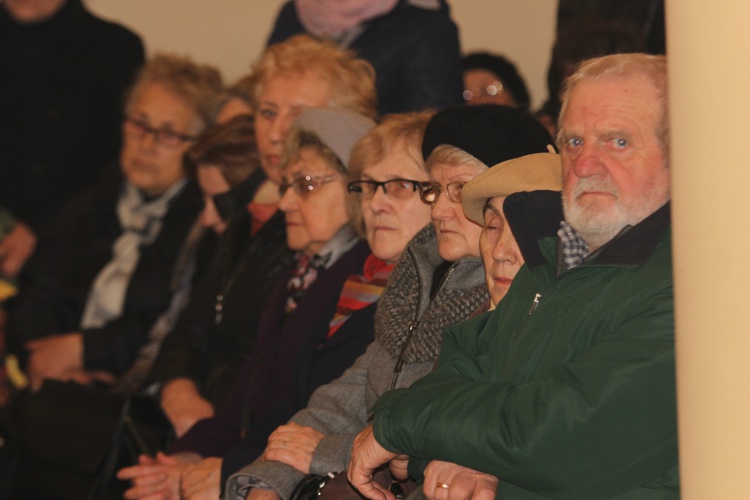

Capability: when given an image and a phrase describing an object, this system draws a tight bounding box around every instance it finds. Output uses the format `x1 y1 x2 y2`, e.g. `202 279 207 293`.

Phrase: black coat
169 241 374 480
268 0 464 115
0 0 144 232
148 170 294 406
7 169 203 375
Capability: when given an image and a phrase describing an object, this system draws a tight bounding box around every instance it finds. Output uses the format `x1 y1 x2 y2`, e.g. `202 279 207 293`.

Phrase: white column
668 1 750 497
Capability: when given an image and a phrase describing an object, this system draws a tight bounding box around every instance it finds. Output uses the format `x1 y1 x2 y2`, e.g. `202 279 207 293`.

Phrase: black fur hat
421 104 553 167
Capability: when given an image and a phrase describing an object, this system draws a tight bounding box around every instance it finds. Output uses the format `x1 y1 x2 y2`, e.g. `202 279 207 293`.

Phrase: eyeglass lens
419 182 464 204
125 117 194 148
279 175 338 197
463 80 505 101
348 179 422 199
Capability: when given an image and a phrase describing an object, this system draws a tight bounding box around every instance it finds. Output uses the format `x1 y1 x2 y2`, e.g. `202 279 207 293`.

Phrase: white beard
563 173 670 250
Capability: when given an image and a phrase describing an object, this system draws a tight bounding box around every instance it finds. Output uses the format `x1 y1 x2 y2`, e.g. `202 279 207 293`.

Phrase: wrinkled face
254 71 332 185
429 162 483 261
480 197 524 307
279 147 349 255
197 166 231 234
558 74 670 250
120 83 196 196
463 69 517 107
4 0 66 23
359 144 432 264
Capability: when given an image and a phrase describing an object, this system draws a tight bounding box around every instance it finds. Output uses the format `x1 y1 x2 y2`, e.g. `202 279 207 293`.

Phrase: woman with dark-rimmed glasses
6 53 222 499
8 53 222 389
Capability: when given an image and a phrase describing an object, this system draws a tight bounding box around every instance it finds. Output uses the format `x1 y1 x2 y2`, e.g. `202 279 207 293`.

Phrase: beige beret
462 150 562 225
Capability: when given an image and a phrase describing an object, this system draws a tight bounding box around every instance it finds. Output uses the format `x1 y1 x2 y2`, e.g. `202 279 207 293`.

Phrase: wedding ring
437 482 450 489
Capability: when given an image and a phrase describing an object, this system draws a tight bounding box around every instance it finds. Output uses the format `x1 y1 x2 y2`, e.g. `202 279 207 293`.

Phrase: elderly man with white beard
347 52 678 500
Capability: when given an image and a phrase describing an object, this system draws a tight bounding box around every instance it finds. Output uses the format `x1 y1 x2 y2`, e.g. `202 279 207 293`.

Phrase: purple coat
170 240 373 462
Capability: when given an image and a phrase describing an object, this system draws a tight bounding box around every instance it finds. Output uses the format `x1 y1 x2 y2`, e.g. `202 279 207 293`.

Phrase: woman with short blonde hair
250 34 377 120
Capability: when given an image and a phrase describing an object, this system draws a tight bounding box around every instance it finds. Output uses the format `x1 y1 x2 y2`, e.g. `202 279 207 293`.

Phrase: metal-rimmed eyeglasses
124 117 197 149
279 174 340 197
347 179 428 200
418 181 466 205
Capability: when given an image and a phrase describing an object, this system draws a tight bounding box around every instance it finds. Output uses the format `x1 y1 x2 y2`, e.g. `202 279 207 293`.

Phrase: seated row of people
3 28 677 500
118 106 559 499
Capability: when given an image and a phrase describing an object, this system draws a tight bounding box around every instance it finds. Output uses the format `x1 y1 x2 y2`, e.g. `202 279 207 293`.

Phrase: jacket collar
503 190 564 268
581 201 671 267
503 190 671 269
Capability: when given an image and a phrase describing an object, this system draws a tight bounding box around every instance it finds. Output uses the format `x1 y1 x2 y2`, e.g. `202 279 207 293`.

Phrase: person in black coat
7 54 223 386
267 0 464 115
0 0 145 277
148 158 294 436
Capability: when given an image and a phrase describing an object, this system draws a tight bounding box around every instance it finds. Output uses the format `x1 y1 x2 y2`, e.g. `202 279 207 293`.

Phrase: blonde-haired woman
147 32 378 452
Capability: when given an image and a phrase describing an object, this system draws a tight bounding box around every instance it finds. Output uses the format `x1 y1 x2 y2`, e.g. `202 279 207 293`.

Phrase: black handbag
290 472 338 500
9 379 173 500
291 469 411 500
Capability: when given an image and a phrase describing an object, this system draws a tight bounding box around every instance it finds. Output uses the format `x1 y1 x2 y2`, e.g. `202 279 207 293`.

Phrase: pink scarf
295 0 399 38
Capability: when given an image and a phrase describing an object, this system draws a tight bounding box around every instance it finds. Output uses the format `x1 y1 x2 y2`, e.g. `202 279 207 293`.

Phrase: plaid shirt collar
557 221 589 271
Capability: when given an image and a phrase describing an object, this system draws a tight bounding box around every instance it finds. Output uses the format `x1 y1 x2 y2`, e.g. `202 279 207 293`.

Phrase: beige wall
86 0 557 110
669 1 750 497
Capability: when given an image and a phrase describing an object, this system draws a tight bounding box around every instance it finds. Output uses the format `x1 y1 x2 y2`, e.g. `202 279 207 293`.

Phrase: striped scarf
326 254 393 339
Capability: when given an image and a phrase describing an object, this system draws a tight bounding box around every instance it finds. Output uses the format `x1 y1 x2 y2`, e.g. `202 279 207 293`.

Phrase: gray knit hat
292 108 377 169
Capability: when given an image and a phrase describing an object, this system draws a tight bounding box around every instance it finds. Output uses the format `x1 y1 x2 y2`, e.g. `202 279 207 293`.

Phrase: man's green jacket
373 192 678 499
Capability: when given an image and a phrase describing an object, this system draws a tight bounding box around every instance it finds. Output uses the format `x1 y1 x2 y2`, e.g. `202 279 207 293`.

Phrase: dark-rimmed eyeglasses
347 179 428 200
124 117 197 149
279 174 340 197
419 181 465 205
